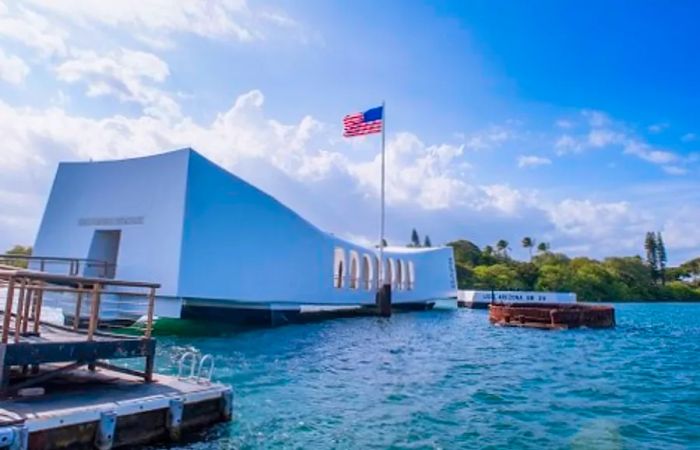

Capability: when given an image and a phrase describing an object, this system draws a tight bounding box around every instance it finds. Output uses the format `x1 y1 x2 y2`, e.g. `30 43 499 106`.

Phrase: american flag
343 106 383 137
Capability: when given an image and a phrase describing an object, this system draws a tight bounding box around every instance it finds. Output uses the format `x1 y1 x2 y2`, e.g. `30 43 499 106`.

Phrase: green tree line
1 245 32 268
448 233 700 302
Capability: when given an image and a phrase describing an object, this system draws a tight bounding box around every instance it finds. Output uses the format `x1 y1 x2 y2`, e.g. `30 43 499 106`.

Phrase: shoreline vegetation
405 228 700 302
444 232 700 302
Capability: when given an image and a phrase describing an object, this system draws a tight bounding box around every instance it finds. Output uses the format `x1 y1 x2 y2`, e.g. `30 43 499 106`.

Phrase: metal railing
0 269 160 343
0 254 116 278
0 268 161 392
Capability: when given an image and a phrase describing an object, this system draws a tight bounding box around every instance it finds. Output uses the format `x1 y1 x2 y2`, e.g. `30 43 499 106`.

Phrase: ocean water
152 303 700 449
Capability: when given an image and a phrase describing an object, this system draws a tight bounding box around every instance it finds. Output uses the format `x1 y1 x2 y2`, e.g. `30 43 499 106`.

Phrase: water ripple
152 303 700 449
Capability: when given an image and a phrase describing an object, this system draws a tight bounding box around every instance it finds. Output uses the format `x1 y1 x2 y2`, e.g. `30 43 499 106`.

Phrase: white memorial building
33 149 457 324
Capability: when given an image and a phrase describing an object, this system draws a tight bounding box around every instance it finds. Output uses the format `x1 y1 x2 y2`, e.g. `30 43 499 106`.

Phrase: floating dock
0 264 232 449
489 303 615 329
0 369 231 450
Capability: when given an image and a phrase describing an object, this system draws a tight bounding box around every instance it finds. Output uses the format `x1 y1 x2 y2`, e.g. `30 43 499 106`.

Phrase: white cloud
0 5 68 57
545 199 649 248
582 110 610 128
648 123 668 134
55 48 179 120
588 129 623 147
622 141 678 164
480 184 534 215
0 89 692 262
555 110 688 173
681 133 697 142
21 0 307 48
554 134 582 154
463 126 513 150
350 132 470 209
555 119 573 129
25 0 257 42
0 49 30 84
662 165 687 176
663 206 700 250
517 155 551 168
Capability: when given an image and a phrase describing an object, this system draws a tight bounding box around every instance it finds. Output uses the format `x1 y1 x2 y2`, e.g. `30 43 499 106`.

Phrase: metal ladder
177 352 215 384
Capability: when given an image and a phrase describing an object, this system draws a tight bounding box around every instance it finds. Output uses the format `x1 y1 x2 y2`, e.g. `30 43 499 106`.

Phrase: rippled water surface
152 303 700 449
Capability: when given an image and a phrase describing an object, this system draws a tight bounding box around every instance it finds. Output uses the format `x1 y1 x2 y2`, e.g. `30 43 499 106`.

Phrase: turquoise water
153 303 700 449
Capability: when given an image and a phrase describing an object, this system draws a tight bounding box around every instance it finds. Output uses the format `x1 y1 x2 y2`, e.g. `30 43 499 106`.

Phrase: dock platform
0 264 233 449
0 368 232 449
0 268 160 394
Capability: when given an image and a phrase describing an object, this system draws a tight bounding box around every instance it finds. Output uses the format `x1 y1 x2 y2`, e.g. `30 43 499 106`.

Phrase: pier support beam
220 388 233 421
375 284 392 317
167 398 184 441
95 411 117 450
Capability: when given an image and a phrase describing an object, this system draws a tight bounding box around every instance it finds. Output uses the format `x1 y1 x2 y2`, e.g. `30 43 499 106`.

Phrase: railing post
2 277 15 344
21 284 33 334
87 283 101 341
32 283 44 334
14 279 27 343
145 287 156 339
73 283 84 331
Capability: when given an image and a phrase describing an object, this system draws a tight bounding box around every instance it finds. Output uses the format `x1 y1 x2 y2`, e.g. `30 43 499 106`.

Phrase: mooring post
375 283 392 317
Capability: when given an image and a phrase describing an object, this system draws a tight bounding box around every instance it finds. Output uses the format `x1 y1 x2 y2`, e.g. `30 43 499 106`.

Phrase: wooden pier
0 264 232 449
0 268 159 393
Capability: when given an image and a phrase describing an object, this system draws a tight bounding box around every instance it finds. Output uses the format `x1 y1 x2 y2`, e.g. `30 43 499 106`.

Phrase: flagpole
379 100 386 290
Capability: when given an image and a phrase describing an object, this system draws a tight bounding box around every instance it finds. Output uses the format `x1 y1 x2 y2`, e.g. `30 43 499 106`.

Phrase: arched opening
349 251 360 289
361 254 373 290
333 247 346 288
384 258 394 288
396 260 403 290
407 261 415 290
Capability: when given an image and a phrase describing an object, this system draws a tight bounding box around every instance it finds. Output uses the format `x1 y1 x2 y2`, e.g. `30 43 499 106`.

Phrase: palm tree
536 242 550 254
496 239 509 259
522 237 535 260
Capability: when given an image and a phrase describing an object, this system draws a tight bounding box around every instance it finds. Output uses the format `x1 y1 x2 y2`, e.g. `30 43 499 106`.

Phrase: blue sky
0 0 698 264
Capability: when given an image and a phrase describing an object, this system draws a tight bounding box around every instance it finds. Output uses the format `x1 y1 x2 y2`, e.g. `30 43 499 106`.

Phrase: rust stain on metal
489 303 615 329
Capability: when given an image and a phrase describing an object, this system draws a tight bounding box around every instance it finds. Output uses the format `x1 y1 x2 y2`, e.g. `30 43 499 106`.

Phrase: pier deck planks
0 313 155 392
0 369 232 449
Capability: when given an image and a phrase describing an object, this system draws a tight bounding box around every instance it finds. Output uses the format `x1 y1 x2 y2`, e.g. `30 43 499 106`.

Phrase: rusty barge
489 302 615 329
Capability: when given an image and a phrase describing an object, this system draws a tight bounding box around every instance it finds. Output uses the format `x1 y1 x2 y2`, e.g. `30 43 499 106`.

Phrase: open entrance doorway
85 230 121 278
